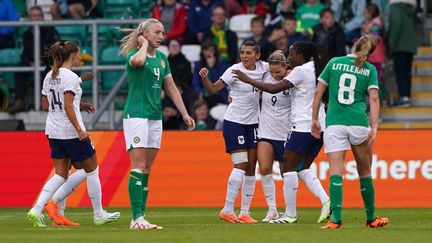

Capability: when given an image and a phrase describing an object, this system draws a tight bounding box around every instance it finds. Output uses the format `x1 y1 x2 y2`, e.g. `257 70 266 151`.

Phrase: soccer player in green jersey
311 34 388 229
120 19 195 230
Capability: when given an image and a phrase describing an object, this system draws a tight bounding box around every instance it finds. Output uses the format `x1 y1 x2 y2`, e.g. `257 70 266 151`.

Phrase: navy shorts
285 131 323 157
48 137 96 164
258 138 285 162
222 120 258 153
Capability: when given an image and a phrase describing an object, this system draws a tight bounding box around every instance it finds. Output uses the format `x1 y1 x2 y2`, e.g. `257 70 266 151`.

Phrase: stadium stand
180 44 201 70
99 45 126 92
0 48 21 89
228 14 256 47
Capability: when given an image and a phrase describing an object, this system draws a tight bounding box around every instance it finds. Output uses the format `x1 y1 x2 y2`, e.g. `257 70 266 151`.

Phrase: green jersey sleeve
367 64 379 91
126 49 138 67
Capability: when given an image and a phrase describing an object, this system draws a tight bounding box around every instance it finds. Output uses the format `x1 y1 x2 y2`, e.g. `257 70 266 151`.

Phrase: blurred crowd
0 0 424 129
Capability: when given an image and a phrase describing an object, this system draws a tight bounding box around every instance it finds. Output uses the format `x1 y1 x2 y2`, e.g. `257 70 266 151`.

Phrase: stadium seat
157 45 169 56
99 46 124 64
0 73 15 90
13 27 27 48
181 45 201 63
99 46 127 91
138 0 156 18
104 0 139 19
0 48 22 66
85 24 120 45
104 10 136 19
80 74 93 92
0 48 22 89
100 70 126 91
229 14 256 46
78 47 93 92
106 0 140 9
56 25 86 45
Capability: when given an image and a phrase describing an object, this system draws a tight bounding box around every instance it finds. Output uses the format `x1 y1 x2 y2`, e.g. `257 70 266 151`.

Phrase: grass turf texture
1 208 431 242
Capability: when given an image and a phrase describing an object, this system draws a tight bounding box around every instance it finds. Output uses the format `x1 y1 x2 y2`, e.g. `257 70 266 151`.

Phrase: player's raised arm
199 67 225 94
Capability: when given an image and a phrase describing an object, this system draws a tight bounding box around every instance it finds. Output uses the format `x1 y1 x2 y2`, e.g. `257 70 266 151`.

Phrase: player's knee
260 166 272 175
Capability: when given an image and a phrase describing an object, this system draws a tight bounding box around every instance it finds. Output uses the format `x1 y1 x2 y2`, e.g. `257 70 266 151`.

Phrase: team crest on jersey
238 135 245 145
133 136 140 144
160 60 166 69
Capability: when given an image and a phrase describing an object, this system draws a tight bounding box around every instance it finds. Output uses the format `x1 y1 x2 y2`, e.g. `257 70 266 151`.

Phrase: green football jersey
318 54 379 127
123 49 171 120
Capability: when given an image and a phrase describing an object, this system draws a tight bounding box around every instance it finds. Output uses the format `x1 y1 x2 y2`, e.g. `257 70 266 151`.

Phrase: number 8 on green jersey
318 54 379 128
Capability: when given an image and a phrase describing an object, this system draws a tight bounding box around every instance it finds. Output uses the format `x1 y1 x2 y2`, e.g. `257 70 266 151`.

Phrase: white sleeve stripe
368 85 379 91
318 77 328 86
164 74 172 79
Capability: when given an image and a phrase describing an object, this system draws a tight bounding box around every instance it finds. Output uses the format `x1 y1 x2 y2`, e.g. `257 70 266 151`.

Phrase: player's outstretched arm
199 67 225 94
232 69 292 94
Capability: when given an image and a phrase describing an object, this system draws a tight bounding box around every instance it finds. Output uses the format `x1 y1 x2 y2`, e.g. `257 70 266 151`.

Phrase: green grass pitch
1 208 431 242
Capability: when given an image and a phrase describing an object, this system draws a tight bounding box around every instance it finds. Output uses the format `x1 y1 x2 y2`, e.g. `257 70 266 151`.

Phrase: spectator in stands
8 6 60 114
295 0 325 36
185 0 224 44
332 0 366 46
269 15 308 49
362 3 387 105
190 99 220 130
151 0 187 43
224 0 242 18
388 0 417 107
51 0 98 20
162 81 196 130
268 26 290 55
203 5 238 65
243 16 274 61
163 38 196 130
192 39 229 107
167 38 193 92
238 0 270 17
312 8 346 63
266 0 297 31
0 0 19 49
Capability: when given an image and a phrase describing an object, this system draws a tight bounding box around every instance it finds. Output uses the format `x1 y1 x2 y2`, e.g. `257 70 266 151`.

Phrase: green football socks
142 173 149 215
329 175 343 224
360 176 376 222
128 171 144 220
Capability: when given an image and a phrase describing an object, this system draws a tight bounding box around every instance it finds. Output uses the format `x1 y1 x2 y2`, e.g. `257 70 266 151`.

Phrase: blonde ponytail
353 35 376 67
120 18 162 57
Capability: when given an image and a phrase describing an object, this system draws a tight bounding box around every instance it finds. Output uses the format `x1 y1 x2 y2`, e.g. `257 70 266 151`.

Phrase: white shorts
323 125 370 153
123 118 163 151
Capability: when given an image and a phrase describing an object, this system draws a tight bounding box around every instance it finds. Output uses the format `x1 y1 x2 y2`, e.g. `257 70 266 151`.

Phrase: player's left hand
311 119 321 139
81 72 94 82
80 102 96 114
368 127 378 145
183 115 196 131
232 69 250 83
